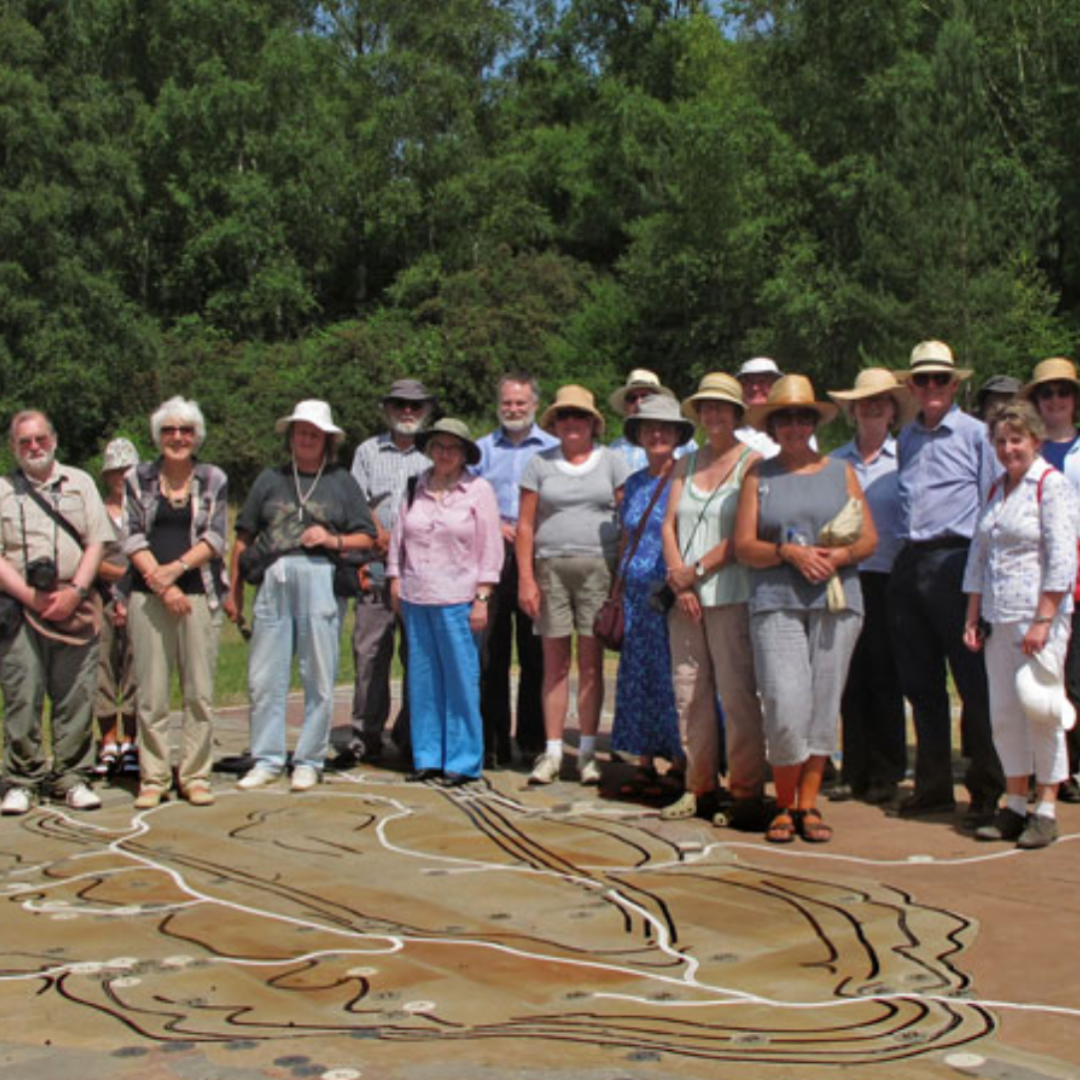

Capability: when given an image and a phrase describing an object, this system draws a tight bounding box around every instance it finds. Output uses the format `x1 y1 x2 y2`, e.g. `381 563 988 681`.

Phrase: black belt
905 536 970 553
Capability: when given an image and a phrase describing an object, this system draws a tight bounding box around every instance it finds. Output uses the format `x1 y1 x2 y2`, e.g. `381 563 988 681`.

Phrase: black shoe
327 747 361 772
1058 777 1080 804
897 791 956 818
963 793 1000 830
435 772 476 788
864 781 899 805
975 807 1026 842
406 768 442 783
826 783 855 803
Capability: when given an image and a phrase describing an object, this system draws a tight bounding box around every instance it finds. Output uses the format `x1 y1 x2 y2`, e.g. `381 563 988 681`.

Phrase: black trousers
888 542 1004 802
480 542 544 760
839 571 907 790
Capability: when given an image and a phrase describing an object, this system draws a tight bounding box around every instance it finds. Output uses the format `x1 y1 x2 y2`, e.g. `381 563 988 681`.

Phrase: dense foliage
3 0 1079 483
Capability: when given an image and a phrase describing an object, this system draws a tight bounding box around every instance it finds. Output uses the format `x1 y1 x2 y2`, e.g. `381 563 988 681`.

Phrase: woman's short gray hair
150 396 207 451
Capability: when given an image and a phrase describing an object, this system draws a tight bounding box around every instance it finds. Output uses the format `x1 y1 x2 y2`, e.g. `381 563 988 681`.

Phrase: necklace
292 456 326 522
161 469 192 509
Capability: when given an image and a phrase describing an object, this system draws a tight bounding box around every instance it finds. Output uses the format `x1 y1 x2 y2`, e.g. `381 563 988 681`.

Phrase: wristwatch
73 583 90 599
694 560 707 579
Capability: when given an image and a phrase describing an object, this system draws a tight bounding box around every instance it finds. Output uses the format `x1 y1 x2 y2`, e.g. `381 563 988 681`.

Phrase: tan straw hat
1020 356 1080 400
746 374 839 431
681 372 745 421
540 385 606 435
828 367 915 424
902 339 972 382
608 369 676 414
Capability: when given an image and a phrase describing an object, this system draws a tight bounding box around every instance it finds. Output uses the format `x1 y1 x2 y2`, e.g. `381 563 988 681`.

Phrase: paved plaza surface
0 686 1078 1080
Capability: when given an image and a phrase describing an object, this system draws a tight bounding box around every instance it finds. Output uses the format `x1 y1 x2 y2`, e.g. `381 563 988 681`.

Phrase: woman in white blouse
963 401 1079 849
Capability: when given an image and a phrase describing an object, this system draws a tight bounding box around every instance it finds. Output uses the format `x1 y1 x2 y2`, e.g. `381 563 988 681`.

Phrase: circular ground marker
943 1052 986 1070
403 1001 435 1013
322 1070 362 1080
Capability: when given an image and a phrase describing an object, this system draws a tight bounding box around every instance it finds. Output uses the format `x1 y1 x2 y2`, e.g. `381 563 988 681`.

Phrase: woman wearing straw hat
125 399 227 809
227 401 376 793
608 394 692 789
387 419 503 786
962 400 1079 848
734 375 877 842
517 385 630 785
826 368 913 805
1021 356 1080 803
660 373 767 825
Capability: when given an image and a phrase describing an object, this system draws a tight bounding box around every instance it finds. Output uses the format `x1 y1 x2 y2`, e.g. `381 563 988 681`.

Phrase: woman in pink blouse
388 419 503 785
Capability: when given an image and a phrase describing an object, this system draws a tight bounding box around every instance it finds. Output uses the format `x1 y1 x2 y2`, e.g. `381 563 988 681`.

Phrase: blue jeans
402 601 483 777
248 555 344 772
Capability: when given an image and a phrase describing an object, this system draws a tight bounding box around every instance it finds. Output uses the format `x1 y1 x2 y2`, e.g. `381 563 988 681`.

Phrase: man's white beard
19 446 56 479
389 417 423 438
501 413 535 434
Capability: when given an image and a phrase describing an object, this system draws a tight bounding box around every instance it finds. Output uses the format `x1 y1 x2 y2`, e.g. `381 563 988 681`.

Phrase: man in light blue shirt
473 373 558 764
888 340 1004 826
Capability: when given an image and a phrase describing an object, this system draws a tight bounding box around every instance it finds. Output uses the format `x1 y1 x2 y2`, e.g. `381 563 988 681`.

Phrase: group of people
1 340 1077 851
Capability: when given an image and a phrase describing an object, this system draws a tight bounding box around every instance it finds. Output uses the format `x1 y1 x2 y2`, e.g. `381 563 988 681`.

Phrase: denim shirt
123 459 229 606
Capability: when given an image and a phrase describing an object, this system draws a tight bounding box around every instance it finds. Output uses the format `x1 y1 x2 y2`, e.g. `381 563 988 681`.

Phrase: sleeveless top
750 456 863 615
675 446 754 607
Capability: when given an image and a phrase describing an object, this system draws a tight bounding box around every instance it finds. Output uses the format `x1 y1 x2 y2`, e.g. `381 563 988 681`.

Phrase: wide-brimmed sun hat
736 357 782 380
746 374 839 431
540 385 606 435
1020 357 1080 400
608 369 676 414
276 400 345 443
381 378 435 405
681 372 745 421
901 339 972 382
623 394 696 447
414 418 481 467
828 367 915 424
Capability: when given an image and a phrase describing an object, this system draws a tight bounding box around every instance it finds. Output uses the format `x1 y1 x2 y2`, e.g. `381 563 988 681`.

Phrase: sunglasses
772 409 818 427
555 408 592 422
161 425 196 437
1035 382 1075 401
911 372 953 388
624 390 654 405
387 399 424 411
17 434 51 449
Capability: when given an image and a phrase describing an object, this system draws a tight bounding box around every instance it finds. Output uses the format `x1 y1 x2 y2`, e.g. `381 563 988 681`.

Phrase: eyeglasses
1035 382 1075 401
624 390 654 405
555 408 592 422
161 425 196 437
428 440 465 454
772 409 818 427
16 434 51 449
911 372 953 388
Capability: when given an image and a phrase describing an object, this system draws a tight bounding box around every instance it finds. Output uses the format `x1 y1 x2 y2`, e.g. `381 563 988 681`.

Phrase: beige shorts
535 556 612 638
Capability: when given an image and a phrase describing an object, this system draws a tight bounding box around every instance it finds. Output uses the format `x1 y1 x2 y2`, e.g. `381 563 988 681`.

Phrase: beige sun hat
828 367 915 425
902 339 972 382
681 372 745 421
276 400 345 444
608 369 676 414
540 385 606 435
745 374 839 431
1020 357 1080 400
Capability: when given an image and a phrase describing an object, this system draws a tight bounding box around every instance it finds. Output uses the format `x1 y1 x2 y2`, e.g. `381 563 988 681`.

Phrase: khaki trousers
129 592 221 791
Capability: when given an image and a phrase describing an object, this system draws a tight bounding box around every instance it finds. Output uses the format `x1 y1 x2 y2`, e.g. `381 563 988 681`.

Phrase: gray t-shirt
750 456 863 615
520 446 629 560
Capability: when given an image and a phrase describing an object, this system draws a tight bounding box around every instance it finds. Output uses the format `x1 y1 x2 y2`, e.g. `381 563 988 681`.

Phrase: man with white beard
0 410 111 813
474 373 558 765
338 380 434 766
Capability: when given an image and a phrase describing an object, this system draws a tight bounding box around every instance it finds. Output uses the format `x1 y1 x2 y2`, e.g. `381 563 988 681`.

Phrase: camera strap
13 470 84 549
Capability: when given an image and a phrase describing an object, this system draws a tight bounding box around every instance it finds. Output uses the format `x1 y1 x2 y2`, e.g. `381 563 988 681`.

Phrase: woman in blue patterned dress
610 395 695 781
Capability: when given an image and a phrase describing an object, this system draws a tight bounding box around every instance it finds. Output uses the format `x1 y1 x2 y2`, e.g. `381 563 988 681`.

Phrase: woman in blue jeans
226 401 376 792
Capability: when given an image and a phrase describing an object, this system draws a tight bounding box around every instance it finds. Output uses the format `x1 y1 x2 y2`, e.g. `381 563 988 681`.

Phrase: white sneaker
290 765 320 792
578 754 602 786
65 783 102 811
1 787 32 815
528 752 562 785
238 765 280 790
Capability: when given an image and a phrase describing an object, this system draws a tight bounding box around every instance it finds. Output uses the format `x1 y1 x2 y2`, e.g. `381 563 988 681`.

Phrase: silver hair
150 396 207 450
9 410 56 444
497 372 541 403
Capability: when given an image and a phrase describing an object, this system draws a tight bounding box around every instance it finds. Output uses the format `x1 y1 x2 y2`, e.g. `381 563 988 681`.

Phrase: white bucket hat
276 400 345 443
1015 655 1077 731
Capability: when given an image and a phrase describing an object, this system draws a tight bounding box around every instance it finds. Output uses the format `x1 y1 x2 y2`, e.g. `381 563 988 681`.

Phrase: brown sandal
797 808 833 843
765 811 796 844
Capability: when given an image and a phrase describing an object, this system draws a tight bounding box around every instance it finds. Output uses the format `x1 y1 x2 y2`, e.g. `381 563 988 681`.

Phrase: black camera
25 556 58 591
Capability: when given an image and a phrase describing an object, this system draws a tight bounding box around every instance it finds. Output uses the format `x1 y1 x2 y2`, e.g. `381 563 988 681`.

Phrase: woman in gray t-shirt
734 376 877 844
517 386 629 786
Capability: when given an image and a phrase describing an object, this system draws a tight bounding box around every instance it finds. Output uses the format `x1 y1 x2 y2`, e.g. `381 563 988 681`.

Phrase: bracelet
179 559 191 573
1033 616 1052 625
